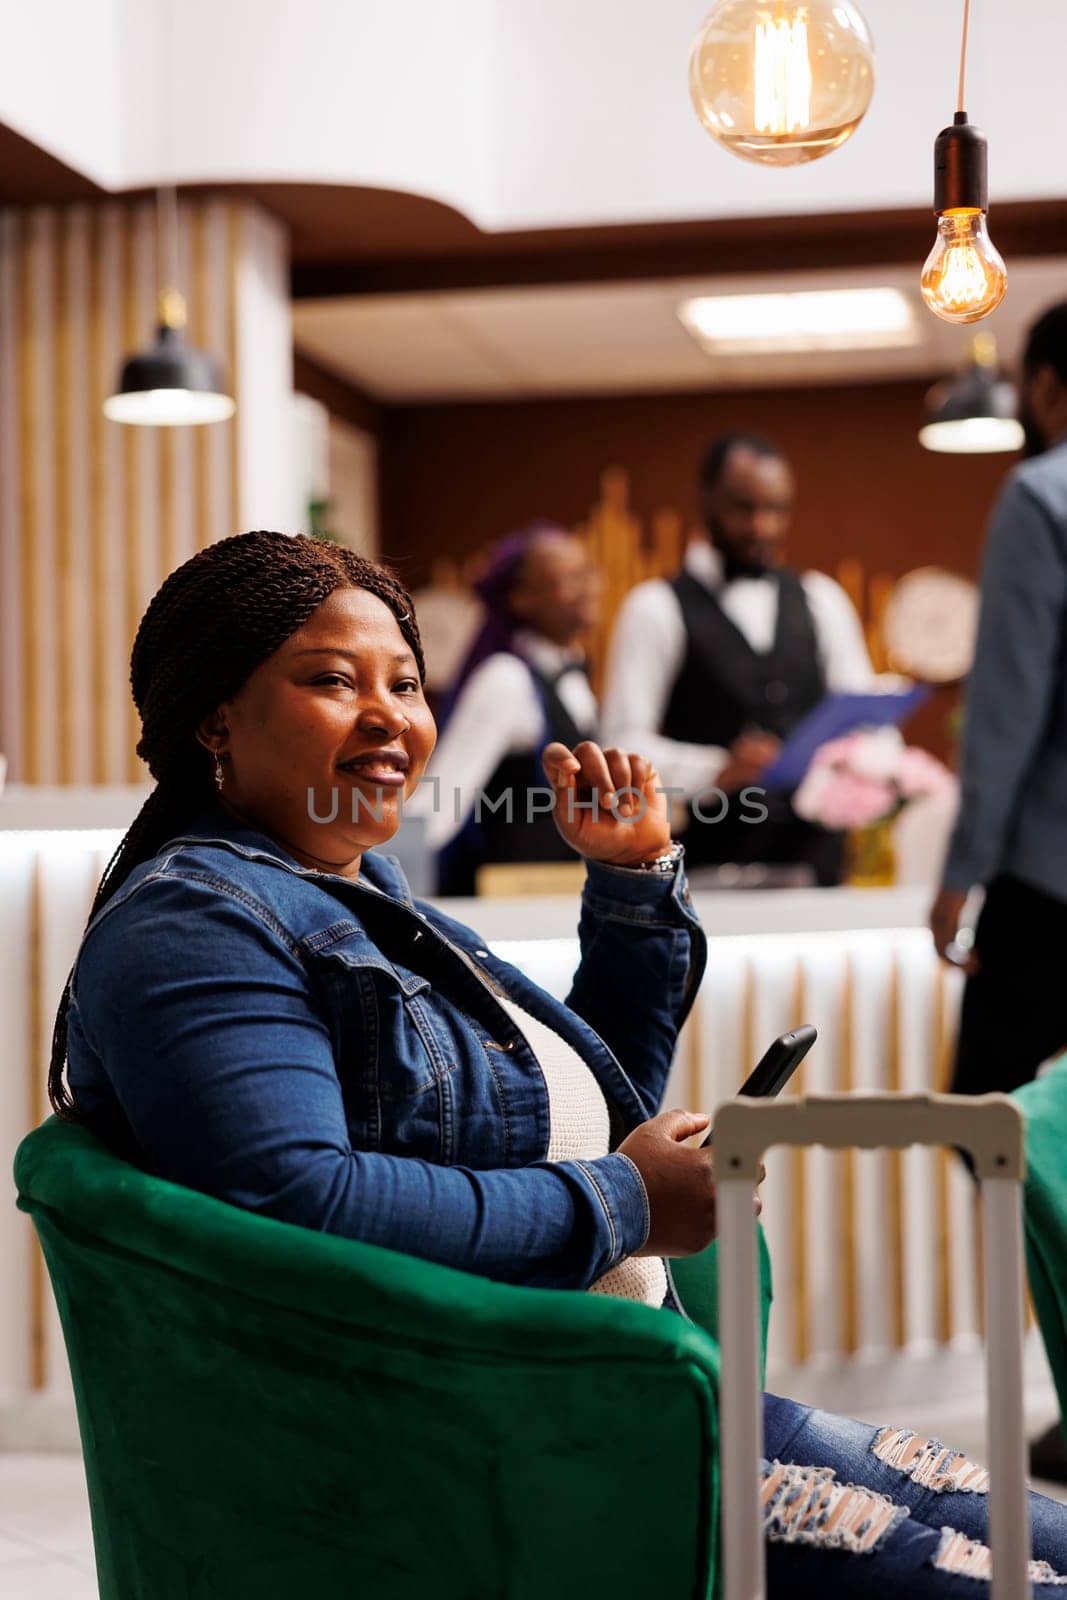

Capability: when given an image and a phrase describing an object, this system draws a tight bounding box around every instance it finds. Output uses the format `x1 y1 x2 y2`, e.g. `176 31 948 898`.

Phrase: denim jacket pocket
311 935 458 1162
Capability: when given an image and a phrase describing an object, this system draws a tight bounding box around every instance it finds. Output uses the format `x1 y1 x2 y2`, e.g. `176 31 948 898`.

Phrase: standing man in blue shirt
931 302 1067 1096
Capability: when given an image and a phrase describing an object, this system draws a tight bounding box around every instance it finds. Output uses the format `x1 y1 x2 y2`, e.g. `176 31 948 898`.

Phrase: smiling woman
46 529 1067 1599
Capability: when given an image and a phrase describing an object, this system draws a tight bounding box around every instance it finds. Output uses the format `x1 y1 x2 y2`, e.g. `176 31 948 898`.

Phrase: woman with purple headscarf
423 521 601 894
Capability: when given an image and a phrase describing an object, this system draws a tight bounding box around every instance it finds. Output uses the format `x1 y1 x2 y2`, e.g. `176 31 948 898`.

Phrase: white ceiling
293 258 1067 405
11 3 1067 232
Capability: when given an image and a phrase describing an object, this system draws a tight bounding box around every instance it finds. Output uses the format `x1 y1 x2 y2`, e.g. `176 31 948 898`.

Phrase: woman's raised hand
618 1110 764 1258
541 739 673 867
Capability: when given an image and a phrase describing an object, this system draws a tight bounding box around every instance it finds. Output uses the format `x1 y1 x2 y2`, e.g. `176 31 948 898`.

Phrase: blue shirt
66 811 706 1292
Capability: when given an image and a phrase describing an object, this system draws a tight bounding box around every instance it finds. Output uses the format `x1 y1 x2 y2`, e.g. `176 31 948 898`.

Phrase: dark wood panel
292 352 382 436
290 199 1067 298
379 378 1011 586
0 119 102 204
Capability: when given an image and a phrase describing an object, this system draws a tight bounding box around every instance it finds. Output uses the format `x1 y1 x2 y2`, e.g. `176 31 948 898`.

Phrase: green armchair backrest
1015 1056 1067 1434
15 1116 771 1600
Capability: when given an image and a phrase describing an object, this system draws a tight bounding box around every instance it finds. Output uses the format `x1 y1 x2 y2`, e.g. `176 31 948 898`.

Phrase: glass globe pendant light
920 0 1006 325
688 0 875 167
104 187 235 427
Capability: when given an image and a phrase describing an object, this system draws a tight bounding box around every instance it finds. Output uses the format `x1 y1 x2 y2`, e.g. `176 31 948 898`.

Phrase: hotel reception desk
2 785 1024 1449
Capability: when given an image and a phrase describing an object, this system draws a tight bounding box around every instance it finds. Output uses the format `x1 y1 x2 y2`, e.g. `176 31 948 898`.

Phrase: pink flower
794 767 896 829
807 734 859 770
845 726 905 782
897 746 954 800
794 726 954 827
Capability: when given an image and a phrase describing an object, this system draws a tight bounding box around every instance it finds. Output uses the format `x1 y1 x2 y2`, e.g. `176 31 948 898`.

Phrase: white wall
233 205 296 533
290 395 378 553
128 0 497 220
1 0 1065 228
0 0 132 186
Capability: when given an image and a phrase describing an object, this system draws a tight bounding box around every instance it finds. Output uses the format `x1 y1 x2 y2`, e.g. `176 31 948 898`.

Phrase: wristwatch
635 841 684 873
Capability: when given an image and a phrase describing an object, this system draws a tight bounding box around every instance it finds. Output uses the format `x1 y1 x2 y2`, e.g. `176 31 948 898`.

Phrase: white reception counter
3 786 1000 1450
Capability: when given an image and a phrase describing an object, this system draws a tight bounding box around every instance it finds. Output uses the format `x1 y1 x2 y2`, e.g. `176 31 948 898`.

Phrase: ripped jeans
762 1392 1067 1596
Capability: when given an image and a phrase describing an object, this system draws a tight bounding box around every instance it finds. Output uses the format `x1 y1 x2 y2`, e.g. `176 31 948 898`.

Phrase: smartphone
702 1024 817 1147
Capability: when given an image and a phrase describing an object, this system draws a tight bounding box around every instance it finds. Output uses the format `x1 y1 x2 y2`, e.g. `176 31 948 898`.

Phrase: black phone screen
702 1024 816 1147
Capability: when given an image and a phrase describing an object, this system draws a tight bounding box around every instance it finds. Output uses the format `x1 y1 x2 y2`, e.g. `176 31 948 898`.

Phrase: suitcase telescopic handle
713 1092 1030 1600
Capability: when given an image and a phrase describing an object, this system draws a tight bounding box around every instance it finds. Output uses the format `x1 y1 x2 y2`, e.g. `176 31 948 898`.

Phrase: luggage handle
714 1091 1030 1600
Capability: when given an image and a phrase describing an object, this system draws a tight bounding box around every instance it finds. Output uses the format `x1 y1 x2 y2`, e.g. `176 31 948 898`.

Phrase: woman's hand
542 739 672 867
618 1110 764 1257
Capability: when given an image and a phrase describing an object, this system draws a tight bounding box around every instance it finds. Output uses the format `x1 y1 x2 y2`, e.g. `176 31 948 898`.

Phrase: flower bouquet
792 726 954 886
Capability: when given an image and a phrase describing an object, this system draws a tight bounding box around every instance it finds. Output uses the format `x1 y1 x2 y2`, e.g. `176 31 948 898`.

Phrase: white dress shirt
413 629 598 850
600 541 876 800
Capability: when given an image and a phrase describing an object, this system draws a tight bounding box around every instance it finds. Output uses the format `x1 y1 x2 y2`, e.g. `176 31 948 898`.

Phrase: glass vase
844 817 897 888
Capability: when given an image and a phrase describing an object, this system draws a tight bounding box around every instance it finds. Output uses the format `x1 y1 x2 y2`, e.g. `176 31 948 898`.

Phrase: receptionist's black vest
662 568 825 748
661 568 840 882
436 657 593 895
478 661 591 866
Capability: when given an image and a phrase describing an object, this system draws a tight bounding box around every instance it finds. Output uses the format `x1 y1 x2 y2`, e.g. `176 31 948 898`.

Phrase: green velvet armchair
1015 1056 1067 1433
15 1116 772 1600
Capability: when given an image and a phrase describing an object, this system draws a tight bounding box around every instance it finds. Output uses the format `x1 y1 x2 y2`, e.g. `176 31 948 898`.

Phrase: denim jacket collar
170 809 416 908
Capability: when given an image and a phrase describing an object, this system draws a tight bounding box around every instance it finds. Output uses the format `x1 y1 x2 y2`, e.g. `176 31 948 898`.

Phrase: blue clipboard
759 686 931 792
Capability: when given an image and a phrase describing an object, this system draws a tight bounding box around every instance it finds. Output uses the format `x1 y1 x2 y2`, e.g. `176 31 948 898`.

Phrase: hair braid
48 531 423 1120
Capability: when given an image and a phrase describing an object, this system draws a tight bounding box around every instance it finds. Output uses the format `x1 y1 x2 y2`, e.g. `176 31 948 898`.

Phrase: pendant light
104 186 235 427
688 0 875 168
919 335 1023 455
920 0 1006 324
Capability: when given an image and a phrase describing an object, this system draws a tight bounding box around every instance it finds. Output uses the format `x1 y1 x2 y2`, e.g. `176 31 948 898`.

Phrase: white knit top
494 995 668 1308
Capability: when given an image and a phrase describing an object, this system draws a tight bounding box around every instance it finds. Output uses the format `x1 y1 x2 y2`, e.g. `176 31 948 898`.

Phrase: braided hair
48 530 424 1120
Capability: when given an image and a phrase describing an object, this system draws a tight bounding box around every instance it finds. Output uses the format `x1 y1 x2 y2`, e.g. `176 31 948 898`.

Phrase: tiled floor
0 1454 97 1598
2 1422 1066 1598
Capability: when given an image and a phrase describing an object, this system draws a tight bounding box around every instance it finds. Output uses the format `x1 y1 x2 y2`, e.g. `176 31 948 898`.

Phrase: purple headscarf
439 520 569 728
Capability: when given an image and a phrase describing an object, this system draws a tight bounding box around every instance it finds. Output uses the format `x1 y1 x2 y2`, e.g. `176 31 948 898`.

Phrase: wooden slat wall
0 198 290 786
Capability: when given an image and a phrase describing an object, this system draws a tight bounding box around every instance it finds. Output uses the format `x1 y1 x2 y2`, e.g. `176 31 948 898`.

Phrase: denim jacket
67 811 707 1292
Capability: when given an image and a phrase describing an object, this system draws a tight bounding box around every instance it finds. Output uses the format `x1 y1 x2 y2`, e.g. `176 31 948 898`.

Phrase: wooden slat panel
99 204 128 784
227 202 242 535
121 208 142 782
54 210 74 783
17 212 40 782
0 211 25 780
0 199 281 779
88 207 108 782
190 202 211 550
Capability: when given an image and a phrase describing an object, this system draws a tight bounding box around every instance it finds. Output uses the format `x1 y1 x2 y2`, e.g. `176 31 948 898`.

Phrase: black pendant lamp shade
919 335 1023 455
104 289 235 427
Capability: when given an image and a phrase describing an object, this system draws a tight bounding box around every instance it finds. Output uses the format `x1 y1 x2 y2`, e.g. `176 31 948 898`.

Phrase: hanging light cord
957 0 972 114
154 0 184 324
158 184 180 292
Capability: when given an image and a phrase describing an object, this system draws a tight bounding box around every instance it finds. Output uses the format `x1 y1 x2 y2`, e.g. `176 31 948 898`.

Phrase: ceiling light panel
678 287 919 354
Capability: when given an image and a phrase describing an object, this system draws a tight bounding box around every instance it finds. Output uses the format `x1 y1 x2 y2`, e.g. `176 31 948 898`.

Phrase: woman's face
201 586 436 876
508 533 600 645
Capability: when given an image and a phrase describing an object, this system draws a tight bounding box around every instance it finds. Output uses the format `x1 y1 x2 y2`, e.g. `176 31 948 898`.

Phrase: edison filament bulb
689 0 875 167
921 209 1007 325
920 113 1007 326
